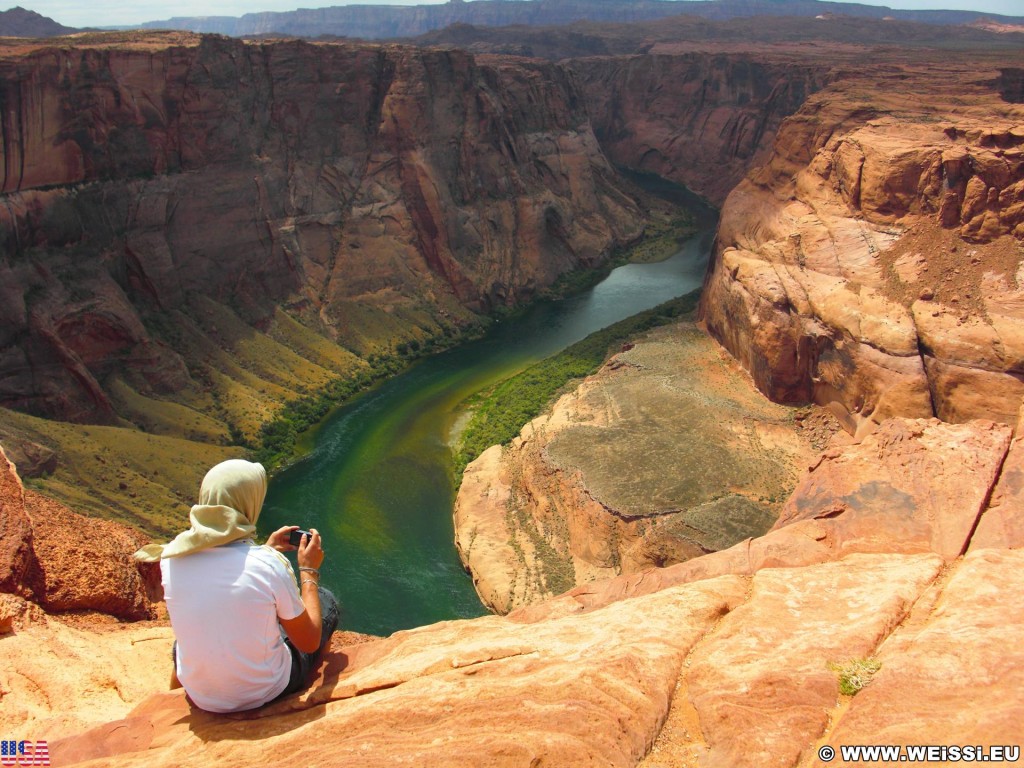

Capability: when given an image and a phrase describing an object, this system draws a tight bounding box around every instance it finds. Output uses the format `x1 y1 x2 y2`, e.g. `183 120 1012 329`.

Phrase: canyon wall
570 53 830 205
701 60 1024 434
139 0 1024 39
0 34 642 431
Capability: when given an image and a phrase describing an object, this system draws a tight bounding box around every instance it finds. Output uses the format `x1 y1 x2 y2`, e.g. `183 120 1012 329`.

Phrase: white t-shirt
161 541 306 713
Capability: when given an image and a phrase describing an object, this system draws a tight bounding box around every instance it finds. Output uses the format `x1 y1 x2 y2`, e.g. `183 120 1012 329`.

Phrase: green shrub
829 658 882 696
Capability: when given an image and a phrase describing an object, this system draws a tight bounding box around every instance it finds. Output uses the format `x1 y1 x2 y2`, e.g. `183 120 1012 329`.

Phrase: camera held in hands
288 529 312 547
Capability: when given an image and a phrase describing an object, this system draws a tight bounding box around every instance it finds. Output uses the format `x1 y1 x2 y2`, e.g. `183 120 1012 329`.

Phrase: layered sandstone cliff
0 34 641 428
0 32 646 527
701 59 1024 434
570 53 830 205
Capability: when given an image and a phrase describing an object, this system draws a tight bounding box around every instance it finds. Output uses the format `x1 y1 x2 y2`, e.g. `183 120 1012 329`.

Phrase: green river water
259 199 717 636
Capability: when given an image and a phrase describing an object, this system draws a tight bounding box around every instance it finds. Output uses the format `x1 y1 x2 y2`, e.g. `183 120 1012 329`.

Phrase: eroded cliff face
0 33 642 429
570 53 830 205
701 59 1024 433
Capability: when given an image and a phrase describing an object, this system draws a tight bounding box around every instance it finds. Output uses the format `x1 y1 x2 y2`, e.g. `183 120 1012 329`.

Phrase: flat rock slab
51 575 749 767
814 549 1024 762
684 553 943 768
546 324 815 521
0 620 175 740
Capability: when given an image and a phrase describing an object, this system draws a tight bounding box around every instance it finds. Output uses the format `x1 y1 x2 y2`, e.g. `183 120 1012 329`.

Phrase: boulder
0 443 159 619
24 489 161 619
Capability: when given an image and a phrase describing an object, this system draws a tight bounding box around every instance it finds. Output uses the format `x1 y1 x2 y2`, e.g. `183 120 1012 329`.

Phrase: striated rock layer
571 53 830 205
0 33 642 429
701 58 1024 433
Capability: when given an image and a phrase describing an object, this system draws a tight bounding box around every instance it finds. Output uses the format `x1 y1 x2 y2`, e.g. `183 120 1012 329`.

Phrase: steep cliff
570 53 830 205
0 34 641 422
701 56 1024 434
0 33 645 526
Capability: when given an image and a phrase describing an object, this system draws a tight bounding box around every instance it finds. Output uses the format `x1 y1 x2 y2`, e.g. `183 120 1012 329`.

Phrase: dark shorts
279 586 341 697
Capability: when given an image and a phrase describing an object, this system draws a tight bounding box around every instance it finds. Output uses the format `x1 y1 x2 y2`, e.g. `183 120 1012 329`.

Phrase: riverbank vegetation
453 291 701 477
250 188 703 471
249 324 485 469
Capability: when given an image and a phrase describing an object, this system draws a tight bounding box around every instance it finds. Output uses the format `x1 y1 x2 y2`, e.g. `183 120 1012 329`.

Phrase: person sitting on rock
134 458 339 713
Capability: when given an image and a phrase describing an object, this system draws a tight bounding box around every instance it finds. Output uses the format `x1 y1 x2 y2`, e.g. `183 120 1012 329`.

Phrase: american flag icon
0 741 50 766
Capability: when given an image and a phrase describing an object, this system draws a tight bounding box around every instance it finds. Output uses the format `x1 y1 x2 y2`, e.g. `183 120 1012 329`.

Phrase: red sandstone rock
32 549 1021 768
511 417 1012 620
701 64 1024 429
23 489 160 619
0 443 159 619
0 37 643 425
48 575 749 767
0 618 175 739
0 447 37 598
687 553 943 768
971 431 1024 550
773 418 1011 560
455 325 818 615
570 55 829 205
814 549 1024 764
4 413 1023 765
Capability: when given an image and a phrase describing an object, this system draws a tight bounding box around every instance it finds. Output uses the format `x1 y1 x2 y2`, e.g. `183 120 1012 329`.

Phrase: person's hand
296 528 324 571
266 525 300 552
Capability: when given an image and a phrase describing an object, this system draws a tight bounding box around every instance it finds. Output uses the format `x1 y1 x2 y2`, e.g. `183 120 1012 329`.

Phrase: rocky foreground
2 406 1023 764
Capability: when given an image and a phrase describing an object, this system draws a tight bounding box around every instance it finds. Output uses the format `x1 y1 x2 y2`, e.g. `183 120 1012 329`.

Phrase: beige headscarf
134 459 268 562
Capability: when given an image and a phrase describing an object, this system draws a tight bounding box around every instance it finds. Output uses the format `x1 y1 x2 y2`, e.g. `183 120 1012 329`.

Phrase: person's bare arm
278 528 324 654
266 525 300 552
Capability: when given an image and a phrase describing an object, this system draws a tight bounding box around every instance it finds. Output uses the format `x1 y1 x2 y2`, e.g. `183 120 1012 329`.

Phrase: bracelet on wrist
299 567 320 574
301 578 319 587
